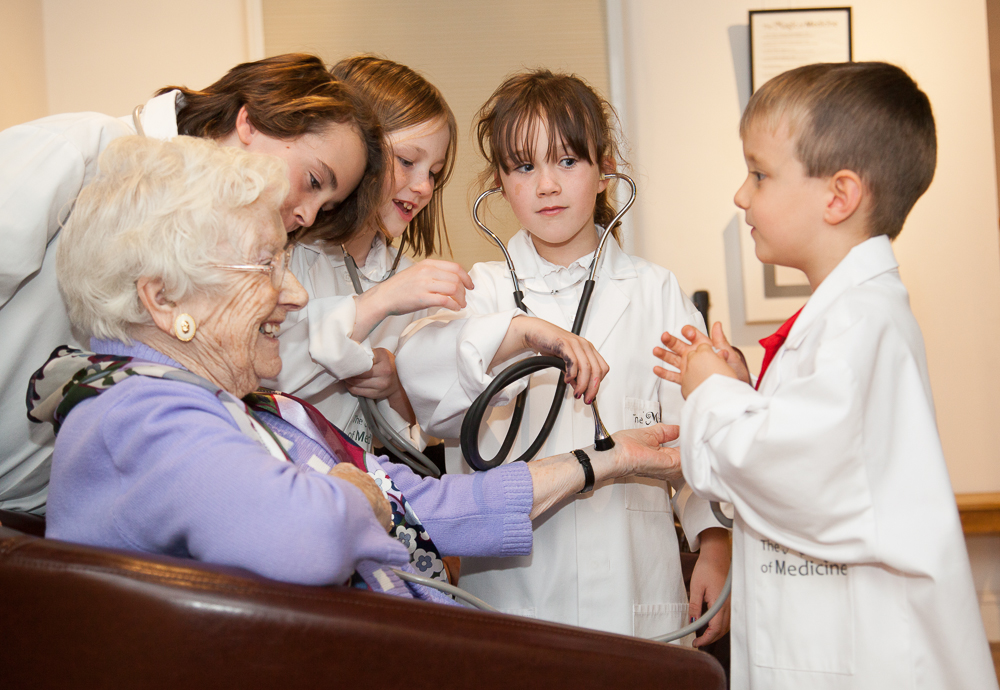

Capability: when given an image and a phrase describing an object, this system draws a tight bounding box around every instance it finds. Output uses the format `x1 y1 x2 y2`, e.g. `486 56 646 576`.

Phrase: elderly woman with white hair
28 135 683 600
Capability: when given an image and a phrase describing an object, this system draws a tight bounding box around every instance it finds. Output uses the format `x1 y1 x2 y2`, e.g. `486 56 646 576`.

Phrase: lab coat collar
508 228 635 348
122 90 181 139
784 235 898 350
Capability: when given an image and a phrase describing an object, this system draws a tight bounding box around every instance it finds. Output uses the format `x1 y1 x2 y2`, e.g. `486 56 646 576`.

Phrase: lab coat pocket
633 603 688 642
623 398 671 512
623 396 662 429
754 542 855 674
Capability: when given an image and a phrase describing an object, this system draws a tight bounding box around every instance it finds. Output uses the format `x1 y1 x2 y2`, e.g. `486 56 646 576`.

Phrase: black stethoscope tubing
459 173 637 471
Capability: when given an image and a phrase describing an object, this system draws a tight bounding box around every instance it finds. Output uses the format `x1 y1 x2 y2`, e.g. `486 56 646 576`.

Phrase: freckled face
734 120 829 271
379 118 450 239
498 118 608 265
184 209 308 396
244 122 368 233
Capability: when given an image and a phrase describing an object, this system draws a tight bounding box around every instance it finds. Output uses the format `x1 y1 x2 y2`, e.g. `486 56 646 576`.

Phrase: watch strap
572 448 595 494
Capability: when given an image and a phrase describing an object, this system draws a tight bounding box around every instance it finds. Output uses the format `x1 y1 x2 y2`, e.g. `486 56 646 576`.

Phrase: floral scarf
27 346 451 602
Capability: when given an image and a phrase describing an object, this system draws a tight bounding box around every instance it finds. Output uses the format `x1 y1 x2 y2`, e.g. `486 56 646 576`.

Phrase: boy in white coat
655 62 997 689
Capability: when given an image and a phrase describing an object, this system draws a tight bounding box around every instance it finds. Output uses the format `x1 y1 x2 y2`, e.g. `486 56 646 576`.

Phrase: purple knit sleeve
49 375 409 585
380 459 534 557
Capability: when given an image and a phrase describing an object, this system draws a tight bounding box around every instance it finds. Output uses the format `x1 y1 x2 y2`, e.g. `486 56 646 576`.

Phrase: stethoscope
458 172 638 471
454 172 733 643
341 237 443 478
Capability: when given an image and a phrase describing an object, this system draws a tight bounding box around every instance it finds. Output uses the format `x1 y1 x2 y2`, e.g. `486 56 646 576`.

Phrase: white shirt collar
506 227 636 294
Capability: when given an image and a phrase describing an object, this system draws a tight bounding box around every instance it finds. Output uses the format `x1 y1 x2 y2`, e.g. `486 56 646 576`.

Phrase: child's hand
353 259 474 340
495 316 609 404
707 321 751 384
654 323 751 386
688 527 732 647
344 348 415 423
654 326 739 398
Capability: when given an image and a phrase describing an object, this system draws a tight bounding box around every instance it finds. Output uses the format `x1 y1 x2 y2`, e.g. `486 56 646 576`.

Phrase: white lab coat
265 235 421 451
396 228 726 637
0 92 180 513
681 236 997 689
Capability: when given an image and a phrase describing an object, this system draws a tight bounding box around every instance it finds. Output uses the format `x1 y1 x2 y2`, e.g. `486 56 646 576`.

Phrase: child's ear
824 170 864 226
598 157 617 193
494 172 505 197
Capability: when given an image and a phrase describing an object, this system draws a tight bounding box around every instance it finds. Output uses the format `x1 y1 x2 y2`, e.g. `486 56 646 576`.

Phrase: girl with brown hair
395 69 731 641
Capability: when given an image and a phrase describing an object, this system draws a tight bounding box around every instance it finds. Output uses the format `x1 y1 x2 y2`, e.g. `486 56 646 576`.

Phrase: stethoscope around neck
459 172 637 471
459 173 734 642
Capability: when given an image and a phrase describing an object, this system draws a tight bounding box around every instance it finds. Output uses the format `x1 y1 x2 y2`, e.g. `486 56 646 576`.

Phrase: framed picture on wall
750 7 853 92
741 7 852 322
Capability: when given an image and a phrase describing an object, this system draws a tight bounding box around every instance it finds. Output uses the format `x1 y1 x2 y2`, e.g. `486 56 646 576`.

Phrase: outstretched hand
353 259 474 340
653 323 747 398
601 423 683 483
527 423 682 520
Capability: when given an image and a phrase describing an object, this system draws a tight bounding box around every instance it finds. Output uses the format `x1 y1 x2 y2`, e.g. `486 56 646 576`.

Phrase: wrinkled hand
653 324 741 398
688 528 732 647
517 316 609 403
353 259 474 341
597 423 683 483
328 463 393 532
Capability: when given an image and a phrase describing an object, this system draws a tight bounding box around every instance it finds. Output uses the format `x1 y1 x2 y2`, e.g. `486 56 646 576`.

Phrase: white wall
41 0 251 116
615 0 1000 641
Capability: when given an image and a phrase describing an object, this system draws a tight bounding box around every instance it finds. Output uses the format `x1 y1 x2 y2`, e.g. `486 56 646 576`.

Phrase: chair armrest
0 527 725 689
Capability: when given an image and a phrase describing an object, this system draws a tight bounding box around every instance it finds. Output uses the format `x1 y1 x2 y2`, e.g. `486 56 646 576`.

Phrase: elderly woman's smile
179 211 309 398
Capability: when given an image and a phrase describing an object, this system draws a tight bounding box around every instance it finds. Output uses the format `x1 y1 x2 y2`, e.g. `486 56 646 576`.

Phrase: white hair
57 135 289 342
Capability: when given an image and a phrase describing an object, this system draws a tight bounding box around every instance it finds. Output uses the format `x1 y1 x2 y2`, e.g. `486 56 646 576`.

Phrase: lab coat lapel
579 239 634 350
784 236 899 352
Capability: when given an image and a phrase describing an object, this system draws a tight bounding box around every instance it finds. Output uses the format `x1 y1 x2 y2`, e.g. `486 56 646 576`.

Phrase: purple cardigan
45 340 533 586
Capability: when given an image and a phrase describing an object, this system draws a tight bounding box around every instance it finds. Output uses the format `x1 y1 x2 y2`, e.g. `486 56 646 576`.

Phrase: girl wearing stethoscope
395 69 732 642
266 56 602 468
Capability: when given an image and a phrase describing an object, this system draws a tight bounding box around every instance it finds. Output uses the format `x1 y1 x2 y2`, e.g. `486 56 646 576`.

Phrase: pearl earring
173 313 197 342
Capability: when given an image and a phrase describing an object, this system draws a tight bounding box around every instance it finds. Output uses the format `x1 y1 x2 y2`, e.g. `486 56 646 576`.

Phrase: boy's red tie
756 308 803 390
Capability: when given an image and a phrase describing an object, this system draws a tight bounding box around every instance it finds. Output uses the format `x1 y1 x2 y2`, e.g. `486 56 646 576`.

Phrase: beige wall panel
0 0 48 130
263 0 610 270
42 0 249 117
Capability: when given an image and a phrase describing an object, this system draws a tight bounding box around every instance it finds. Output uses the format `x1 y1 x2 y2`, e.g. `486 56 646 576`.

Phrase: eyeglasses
211 243 296 289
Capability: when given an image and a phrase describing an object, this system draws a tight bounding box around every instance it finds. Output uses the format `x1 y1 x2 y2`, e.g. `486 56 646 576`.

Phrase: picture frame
750 7 853 93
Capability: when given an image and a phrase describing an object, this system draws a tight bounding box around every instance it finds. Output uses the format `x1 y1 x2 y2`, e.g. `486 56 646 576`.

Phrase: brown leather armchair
0 514 725 689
